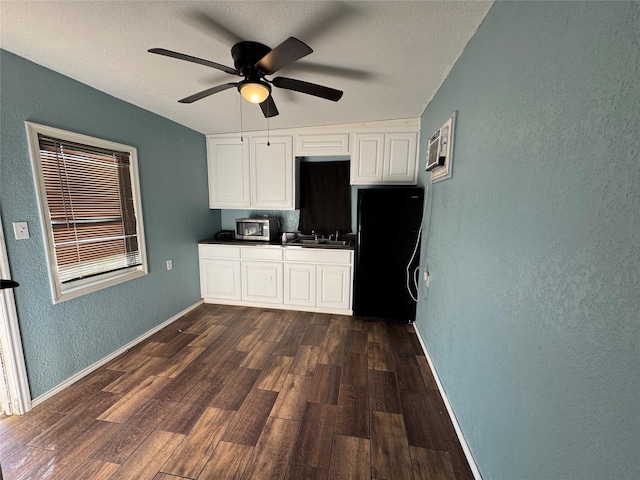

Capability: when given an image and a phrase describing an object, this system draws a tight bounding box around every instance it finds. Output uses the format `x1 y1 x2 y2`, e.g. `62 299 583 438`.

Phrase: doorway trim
0 217 31 415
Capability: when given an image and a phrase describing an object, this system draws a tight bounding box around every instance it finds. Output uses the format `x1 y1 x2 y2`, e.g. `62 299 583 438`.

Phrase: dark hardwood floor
0 304 474 480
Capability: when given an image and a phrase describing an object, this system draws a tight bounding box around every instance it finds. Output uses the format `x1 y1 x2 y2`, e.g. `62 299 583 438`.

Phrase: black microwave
235 217 280 241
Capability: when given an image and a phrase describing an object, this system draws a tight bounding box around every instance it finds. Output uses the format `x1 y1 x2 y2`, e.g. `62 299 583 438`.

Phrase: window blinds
37 134 141 284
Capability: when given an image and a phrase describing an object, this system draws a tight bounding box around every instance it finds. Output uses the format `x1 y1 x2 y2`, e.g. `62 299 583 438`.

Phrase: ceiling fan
148 37 343 118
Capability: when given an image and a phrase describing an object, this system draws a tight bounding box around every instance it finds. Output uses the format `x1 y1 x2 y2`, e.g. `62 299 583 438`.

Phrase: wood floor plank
328 434 371 480
290 344 321 376
445 440 475 480
341 352 368 387
261 318 293 342
20 419 121 480
27 391 120 451
155 345 206 378
155 396 215 435
38 369 124 414
239 339 278 369
386 323 416 354
307 364 342 405
91 398 177 464
286 463 328 480
344 329 368 354
198 441 254 480
144 330 198 358
335 384 369 438
222 389 279 446
270 374 313 421
255 355 294 391
102 356 167 394
317 318 347 365
367 341 394 371
0 410 66 460
291 402 336 469
187 324 228 347
368 369 402 414
152 360 210 403
241 417 299 480
108 430 184 480
98 375 172 423
272 330 305 357
301 324 329 346
64 458 120 480
210 367 262 410
410 446 457 480
400 391 447 450
233 327 265 352
371 411 413 480
0 445 54 480
394 353 429 393
416 355 438 390
366 322 389 344
426 388 459 442
161 407 234 478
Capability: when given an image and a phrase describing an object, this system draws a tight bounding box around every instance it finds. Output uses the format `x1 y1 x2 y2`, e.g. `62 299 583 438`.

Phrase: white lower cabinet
242 261 284 304
317 264 351 310
199 245 242 301
284 263 317 307
199 243 353 314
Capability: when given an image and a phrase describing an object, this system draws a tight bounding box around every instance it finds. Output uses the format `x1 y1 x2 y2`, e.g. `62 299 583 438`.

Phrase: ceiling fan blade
272 77 343 102
148 48 239 75
256 37 312 75
260 96 279 118
178 83 239 103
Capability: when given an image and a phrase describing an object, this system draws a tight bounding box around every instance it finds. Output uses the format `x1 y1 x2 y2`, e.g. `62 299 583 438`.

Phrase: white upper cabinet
294 133 350 156
250 136 294 209
351 131 418 185
207 135 295 210
207 137 250 208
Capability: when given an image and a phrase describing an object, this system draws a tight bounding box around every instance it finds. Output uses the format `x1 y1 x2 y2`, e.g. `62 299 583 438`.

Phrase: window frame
25 122 148 304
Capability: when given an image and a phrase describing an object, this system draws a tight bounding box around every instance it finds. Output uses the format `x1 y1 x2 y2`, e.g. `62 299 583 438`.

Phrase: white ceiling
0 1 492 135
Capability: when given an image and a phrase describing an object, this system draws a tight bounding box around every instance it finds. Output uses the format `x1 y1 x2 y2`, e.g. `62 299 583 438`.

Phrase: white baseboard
412 324 482 480
31 300 203 407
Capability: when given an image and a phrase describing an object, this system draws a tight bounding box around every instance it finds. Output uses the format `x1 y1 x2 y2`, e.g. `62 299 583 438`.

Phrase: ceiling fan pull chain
267 102 271 146
239 94 244 142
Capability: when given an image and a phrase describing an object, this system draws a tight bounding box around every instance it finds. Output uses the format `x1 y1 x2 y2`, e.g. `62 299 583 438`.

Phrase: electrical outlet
13 222 30 240
166 260 173 271
423 270 430 287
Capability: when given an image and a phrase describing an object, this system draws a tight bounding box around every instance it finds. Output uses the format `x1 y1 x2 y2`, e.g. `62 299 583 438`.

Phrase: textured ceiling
0 1 493 135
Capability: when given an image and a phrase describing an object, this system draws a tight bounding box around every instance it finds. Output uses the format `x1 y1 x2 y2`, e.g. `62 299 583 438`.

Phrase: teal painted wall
415 2 639 479
0 50 221 398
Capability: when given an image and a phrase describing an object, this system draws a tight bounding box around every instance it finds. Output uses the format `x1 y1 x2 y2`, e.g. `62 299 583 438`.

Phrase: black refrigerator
354 187 424 322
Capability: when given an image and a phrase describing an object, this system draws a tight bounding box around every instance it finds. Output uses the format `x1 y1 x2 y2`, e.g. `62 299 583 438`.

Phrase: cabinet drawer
199 244 241 259
284 248 352 265
241 247 284 261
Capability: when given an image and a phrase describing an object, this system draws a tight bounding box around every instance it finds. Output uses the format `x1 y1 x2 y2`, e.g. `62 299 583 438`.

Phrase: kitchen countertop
199 236 355 250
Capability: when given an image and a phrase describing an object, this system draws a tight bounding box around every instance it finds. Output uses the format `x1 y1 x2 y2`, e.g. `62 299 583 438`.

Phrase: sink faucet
311 230 318 240
329 230 340 241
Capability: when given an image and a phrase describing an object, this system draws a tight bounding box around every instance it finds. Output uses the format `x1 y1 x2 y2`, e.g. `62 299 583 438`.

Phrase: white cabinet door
295 133 350 156
207 137 250 208
284 263 316 307
316 264 351 310
383 132 418 183
250 136 294 209
200 258 242 301
351 133 384 184
242 261 284 304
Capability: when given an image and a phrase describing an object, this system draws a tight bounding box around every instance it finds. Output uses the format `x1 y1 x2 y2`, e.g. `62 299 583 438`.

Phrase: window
26 122 147 303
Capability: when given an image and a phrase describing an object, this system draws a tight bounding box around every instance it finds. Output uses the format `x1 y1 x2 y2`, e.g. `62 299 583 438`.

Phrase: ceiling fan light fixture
239 80 270 104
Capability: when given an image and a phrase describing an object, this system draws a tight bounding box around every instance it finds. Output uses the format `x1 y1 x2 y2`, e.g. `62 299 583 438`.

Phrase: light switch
13 222 30 240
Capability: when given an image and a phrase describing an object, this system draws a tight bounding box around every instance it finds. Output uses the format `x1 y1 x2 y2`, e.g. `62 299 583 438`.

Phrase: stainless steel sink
286 238 352 248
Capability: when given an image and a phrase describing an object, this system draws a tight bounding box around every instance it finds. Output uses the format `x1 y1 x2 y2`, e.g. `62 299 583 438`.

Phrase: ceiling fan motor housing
231 41 271 77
